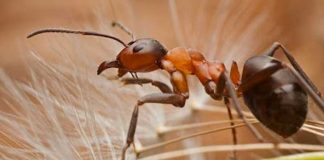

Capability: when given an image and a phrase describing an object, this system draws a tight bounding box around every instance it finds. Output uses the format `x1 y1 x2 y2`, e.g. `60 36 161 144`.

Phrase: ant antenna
27 28 127 47
112 21 135 41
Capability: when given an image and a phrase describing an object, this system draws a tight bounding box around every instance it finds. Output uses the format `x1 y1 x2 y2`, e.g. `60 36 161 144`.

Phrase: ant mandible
27 22 324 160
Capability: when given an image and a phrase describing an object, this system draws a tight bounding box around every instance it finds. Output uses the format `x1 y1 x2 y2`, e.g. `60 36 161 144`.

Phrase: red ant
28 22 324 160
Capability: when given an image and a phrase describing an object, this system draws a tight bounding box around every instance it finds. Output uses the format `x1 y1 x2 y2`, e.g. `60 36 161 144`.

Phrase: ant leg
121 78 172 93
223 72 264 142
224 97 238 160
204 81 222 100
118 68 128 78
263 42 322 97
122 62 189 159
121 93 187 160
288 66 324 112
206 61 240 99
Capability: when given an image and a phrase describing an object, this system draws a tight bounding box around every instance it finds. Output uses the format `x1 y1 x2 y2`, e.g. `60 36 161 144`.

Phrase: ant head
97 38 167 76
97 22 167 77
26 28 167 77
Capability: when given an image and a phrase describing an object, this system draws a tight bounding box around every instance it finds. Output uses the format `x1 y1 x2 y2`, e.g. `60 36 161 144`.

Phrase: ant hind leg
288 66 324 112
263 42 322 97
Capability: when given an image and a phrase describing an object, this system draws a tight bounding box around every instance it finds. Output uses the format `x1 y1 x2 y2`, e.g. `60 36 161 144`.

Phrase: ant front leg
121 78 172 93
121 69 189 160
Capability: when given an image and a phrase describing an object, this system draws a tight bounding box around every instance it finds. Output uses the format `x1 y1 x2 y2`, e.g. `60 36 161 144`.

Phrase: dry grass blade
159 119 324 136
140 121 324 155
303 124 324 132
139 143 324 160
306 120 324 126
191 103 254 117
301 127 324 137
137 122 259 154
157 118 256 135
267 152 324 160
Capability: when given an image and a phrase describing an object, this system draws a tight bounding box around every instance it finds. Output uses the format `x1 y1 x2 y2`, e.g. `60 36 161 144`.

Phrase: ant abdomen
242 56 308 137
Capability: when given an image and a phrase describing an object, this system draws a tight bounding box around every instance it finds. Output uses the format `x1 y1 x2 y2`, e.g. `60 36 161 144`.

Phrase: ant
27 22 324 160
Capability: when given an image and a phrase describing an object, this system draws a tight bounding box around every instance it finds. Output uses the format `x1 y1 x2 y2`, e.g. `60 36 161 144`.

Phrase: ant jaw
97 60 120 75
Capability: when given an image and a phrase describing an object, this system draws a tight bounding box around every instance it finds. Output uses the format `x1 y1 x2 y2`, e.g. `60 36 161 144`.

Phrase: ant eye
133 44 144 53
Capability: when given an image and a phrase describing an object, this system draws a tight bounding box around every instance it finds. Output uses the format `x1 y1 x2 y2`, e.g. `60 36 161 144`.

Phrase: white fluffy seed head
1 1 324 160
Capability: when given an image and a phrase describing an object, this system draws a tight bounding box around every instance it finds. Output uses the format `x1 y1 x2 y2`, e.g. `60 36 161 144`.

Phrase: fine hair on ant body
27 22 324 160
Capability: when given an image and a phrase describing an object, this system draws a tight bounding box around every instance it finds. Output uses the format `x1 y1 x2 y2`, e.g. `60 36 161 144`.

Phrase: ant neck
156 56 165 69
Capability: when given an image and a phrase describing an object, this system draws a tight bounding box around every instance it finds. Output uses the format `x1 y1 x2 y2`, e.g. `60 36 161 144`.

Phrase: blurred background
1 0 324 160
1 0 324 81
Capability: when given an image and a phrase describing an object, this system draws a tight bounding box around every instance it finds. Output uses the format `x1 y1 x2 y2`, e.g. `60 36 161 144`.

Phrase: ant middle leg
222 72 264 142
204 79 239 157
206 62 263 142
224 97 238 160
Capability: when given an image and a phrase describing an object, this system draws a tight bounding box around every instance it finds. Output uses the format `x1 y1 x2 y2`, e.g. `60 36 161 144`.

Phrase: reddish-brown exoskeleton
28 24 324 160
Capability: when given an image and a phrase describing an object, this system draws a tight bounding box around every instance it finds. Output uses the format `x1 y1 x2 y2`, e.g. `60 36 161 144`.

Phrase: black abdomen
242 56 308 137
